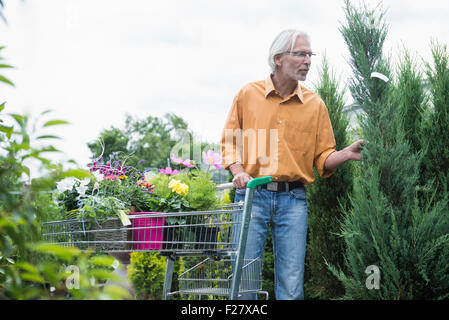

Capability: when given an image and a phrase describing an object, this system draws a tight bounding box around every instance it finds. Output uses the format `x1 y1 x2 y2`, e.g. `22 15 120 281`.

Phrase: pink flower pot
129 212 165 250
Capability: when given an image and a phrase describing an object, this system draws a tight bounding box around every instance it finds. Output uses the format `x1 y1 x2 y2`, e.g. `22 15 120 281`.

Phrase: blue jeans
234 187 308 300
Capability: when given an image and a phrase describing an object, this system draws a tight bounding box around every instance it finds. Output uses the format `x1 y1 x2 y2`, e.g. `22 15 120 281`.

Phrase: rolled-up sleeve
221 93 243 170
314 101 337 178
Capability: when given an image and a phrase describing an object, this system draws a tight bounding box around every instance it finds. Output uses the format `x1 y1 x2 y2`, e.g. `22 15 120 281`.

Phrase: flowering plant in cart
149 150 224 248
55 160 157 227
55 174 131 227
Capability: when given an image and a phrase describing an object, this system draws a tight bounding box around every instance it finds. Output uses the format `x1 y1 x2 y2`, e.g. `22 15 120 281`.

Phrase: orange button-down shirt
220 75 336 185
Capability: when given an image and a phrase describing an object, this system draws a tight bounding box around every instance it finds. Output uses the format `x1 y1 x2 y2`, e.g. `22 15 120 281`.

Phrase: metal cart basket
42 176 273 299
171 257 268 299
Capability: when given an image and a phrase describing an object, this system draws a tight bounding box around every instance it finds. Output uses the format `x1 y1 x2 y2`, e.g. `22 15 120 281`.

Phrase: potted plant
149 173 193 250
149 150 223 251
55 175 132 251
88 160 166 253
54 159 159 253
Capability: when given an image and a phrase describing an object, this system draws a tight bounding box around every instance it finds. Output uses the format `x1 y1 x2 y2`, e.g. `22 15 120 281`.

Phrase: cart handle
216 176 273 190
246 176 273 189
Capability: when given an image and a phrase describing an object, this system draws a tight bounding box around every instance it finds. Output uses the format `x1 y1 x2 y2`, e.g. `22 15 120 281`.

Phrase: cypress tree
329 0 449 299
306 56 353 299
394 50 427 156
421 43 449 205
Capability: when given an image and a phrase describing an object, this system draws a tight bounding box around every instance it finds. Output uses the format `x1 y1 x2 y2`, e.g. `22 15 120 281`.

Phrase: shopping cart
41 176 272 300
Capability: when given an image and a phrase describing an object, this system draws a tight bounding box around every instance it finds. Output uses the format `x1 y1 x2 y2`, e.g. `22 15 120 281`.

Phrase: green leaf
9 113 24 125
39 109 53 116
89 255 117 267
0 124 13 139
61 169 92 179
42 119 70 127
102 285 132 299
0 74 14 86
36 135 62 140
37 146 59 153
15 262 38 274
30 243 81 261
20 272 45 284
0 63 13 69
88 269 121 282
22 165 30 177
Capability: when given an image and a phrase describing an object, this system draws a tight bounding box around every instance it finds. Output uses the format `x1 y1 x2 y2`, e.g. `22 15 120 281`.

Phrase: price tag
117 210 131 226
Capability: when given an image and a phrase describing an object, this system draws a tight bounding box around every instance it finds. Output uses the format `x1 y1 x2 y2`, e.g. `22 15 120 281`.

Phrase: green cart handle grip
246 176 273 189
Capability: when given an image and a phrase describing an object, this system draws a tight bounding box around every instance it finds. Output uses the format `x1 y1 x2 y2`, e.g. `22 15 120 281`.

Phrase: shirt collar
265 75 304 103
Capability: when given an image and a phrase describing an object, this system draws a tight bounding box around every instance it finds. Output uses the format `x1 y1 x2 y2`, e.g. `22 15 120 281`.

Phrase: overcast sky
1 0 448 178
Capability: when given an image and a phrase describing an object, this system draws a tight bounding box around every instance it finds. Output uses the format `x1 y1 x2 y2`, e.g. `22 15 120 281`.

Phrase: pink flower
202 150 223 169
159 167 179 175
172 155 194 168
181 159 194 168
171 155 183 165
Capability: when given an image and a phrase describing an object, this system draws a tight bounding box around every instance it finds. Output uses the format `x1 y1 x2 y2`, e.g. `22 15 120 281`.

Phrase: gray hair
268 29 311 73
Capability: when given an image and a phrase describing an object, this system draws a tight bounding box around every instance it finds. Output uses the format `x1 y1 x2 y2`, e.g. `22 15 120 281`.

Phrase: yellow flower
168 179 181 189
174 183 189 196
168 179 189 196
221 189 231 204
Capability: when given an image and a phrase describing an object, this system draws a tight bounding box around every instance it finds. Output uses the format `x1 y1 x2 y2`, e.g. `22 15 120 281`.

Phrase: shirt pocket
283 121 313 152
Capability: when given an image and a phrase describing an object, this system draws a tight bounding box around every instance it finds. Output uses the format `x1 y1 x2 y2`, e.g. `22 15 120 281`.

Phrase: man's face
275 35 312 81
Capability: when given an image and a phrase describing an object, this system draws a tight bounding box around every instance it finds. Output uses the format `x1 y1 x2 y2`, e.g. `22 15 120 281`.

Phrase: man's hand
229 162 253 189
345 139 366 161
232 172 253 189
324 139 366 171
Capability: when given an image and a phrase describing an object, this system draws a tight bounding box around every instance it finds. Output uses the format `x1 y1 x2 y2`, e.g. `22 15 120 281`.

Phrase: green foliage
394 50 427 155
340 0 390 123
87 113 192 170
0 44 128 299
421 42 449 205
150 172 192 216
0 108 129 299
9 243 131 300
150 169 219 214
127 252 184 299
0 46 14 88
330 0 449 300
305 56 353 299
87 127 129 164
185 170 219 211
261 229 275 300
55 177 131 224
54 160 162 227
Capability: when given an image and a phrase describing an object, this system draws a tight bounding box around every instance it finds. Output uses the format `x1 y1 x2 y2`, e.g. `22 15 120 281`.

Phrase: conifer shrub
127 252 184 299
306 57 353 299
328 0 449 300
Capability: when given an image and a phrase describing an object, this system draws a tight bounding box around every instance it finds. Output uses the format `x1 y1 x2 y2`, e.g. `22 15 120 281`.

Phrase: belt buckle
266 182 278 192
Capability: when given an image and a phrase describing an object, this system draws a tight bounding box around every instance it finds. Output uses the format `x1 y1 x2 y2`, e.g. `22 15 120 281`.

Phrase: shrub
127 252 184 299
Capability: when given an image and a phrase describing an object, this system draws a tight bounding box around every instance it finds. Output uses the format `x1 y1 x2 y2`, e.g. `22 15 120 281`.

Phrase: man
220 29 364 300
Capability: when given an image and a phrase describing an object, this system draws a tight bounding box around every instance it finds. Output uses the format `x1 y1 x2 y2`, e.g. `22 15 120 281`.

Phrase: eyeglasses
284 51 316 59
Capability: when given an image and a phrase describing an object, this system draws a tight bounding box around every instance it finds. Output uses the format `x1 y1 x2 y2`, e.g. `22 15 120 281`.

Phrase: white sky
1 0 448 178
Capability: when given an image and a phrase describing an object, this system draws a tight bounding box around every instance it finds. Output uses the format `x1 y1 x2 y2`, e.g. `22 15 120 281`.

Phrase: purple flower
181 159 194 168
171 155 183 165
159 167 180 175
202 150 223 169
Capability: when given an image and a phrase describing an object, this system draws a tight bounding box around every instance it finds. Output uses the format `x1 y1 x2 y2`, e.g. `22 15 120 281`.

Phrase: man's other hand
232 172 253 189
